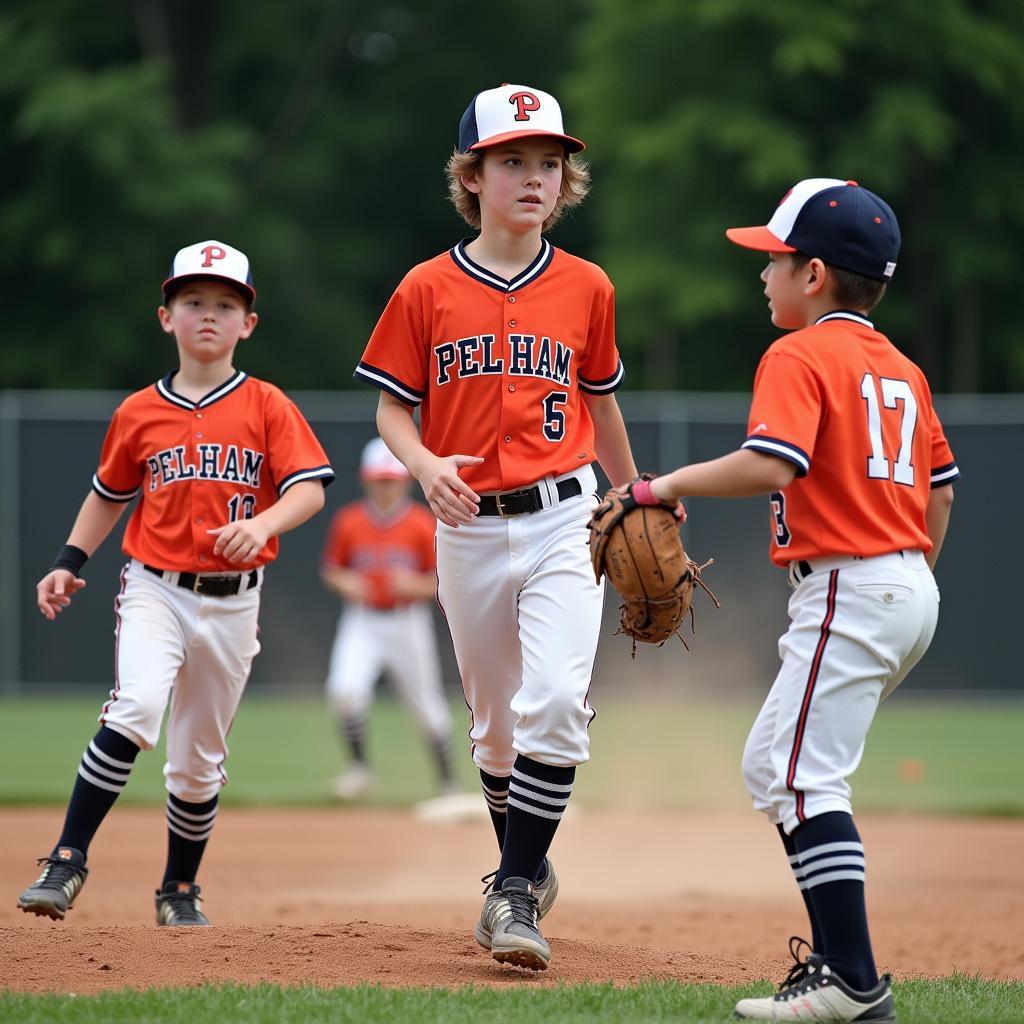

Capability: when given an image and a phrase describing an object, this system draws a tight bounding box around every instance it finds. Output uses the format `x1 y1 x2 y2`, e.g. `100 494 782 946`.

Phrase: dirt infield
2 806 1022 993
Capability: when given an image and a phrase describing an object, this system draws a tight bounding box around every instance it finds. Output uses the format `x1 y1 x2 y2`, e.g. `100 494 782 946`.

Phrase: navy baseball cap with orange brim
459 83 585 154
726 178 901 281
162 240 256 304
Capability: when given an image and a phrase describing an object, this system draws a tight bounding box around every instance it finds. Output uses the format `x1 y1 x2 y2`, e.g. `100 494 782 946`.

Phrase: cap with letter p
458 83 585 154
360 437 409 481
726 179 900 281
162 240 256 304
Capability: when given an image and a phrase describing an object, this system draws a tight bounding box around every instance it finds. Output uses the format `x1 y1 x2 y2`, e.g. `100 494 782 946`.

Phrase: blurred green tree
566 0 1024 390
0 0 588 389
2 0 1022 392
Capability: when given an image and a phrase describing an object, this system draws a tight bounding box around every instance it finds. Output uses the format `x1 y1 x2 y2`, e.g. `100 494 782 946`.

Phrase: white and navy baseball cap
726 179 901 281
360 438 409 481
162 240 256 304
458 83 585 154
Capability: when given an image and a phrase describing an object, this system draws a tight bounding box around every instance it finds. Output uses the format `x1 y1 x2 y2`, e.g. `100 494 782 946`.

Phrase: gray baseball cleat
474 876 550 971
17 847 88 920
481 857 558 920
155 881 212 926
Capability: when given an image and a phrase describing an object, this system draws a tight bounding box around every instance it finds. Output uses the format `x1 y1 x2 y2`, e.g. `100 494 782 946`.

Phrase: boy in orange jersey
18 241 333 926
628 180 957 1022
321 437 455 802
355 84 638 970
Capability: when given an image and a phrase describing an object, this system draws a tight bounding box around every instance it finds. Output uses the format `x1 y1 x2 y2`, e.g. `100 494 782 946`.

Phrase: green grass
2 978 1023 1024
0 694 1021 815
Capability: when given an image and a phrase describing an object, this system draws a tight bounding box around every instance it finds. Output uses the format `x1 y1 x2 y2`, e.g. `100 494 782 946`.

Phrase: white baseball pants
100 559 262 802
325 601 452 741
436 465 604 775
742 549 940 834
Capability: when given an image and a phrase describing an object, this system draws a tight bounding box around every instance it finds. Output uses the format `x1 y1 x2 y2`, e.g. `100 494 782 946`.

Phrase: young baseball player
354 83 637 970
627 180 957 1021
321 436 455 801
17 240 334 926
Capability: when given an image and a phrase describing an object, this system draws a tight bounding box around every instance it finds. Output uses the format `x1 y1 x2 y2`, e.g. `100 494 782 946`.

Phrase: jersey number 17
860 373 917 486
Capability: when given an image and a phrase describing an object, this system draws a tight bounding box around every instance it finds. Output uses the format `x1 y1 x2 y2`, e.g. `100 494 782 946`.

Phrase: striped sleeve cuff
579 359 625 395
930 461 959 487
278 465 335 495
92 473 138 503
353 362 425 406
741 436 811 477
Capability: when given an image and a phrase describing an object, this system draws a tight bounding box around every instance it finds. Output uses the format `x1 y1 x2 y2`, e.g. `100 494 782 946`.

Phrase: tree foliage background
3 0 1022 392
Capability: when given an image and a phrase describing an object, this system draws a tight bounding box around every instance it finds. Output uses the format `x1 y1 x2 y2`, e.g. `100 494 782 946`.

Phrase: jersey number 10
860 373 917 486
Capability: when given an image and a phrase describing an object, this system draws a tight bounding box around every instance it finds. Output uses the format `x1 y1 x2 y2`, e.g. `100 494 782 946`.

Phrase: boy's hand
417 453 483 528
208 519 271 564
613 476 687 522
37 569 87 620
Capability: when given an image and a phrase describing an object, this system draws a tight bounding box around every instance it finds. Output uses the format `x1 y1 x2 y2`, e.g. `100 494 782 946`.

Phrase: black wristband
50 544 89 576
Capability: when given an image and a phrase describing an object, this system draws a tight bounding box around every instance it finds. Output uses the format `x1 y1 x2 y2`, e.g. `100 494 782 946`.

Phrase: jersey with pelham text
354 239 624 492
92 371 334 572
321 499 436 610
741 311 959 566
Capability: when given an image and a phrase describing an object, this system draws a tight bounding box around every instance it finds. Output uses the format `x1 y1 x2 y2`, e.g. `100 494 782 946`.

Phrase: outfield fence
0 389 1017 696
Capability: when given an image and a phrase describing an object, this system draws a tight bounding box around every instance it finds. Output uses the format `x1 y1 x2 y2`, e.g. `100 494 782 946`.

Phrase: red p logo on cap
201 245 226 268
509 91 541 122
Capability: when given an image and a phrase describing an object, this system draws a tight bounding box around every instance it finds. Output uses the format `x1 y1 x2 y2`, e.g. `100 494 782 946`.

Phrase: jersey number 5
860 373 917 486
543 391 568 441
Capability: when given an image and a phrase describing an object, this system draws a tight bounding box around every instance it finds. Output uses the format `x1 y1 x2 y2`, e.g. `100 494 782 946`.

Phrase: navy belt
144 564 259 597
477 477 582 517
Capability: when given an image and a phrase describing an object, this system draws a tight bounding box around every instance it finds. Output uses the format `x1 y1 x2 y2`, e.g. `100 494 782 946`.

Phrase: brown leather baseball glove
587 475 719 654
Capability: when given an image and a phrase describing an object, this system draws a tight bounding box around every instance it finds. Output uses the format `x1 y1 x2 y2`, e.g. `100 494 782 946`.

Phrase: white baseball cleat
330 764 374 800
734 954 896 1022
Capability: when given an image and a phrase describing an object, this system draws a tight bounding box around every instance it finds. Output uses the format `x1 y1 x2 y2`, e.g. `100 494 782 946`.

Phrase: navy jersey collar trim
815 310 875 329
155 369 248 410
450 238 553 292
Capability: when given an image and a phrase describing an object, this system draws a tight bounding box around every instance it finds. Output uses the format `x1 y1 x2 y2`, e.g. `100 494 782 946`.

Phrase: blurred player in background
320 437 456 801
18 240 333 926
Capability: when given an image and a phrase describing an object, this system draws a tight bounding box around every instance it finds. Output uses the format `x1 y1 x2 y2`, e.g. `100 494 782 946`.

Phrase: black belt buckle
192 574 242 597
145 564 253 597
494 486 542 518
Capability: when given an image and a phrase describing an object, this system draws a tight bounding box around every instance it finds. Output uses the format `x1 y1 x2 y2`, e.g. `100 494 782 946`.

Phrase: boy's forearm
585 394 636 488
654 449 797 500
257 481 325 537
66 491 130 557
924 486 953 570
376 394 432 477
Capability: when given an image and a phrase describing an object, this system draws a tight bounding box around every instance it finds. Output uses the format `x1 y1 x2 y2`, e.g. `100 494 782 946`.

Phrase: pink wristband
631 478 659 505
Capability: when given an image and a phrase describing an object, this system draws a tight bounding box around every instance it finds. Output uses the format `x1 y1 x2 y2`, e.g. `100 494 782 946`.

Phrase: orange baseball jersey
741 311 959 566
93 371 334 571
354 239 624 491
321 500 437 610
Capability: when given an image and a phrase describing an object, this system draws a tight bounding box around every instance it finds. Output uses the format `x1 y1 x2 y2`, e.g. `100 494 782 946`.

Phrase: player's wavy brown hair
445 148 590 232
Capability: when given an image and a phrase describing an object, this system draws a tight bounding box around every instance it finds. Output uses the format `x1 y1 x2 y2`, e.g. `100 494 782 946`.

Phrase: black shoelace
777 936 815 991
480 869 497 895
36 857 86 889
504 887 539 928
161 892 204 923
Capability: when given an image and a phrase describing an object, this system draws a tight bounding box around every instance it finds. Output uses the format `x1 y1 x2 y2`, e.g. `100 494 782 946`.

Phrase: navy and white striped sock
792 811 877 991
778 823 823 951
163 793 218 885
56 726 140 858
340 714 368 765
494 754 574 889
431 733 454 787
480 769 509 848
